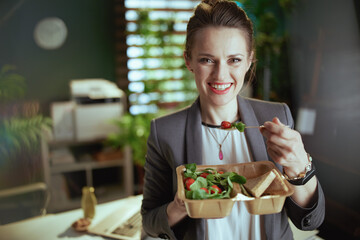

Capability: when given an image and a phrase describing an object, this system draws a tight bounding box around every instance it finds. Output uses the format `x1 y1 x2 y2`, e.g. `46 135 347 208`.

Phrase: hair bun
202 0 220 7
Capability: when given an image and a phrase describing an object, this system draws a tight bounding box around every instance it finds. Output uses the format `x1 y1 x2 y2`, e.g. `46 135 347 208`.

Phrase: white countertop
0 194 321 240
0 195 143 240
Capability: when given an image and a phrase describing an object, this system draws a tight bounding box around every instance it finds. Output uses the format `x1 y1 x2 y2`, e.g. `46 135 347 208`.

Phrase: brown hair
185 0 256 81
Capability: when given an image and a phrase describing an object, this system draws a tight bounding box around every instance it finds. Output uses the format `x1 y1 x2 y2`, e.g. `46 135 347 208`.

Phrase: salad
221 121 246 132
183 163 247 200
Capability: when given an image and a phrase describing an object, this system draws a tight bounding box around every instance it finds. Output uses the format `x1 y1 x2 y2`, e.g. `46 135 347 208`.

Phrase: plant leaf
230 174 247 184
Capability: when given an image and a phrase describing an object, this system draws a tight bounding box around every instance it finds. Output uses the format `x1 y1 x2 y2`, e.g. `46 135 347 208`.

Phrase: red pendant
219 149 223 160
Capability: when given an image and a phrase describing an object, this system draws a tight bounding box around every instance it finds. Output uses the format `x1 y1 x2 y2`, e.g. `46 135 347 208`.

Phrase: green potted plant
238 0 296 103
105 113 156 166
104 112 160 193
0 65 52 188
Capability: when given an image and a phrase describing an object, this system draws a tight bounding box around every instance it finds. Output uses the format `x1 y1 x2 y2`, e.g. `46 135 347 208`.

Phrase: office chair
0 182 50 225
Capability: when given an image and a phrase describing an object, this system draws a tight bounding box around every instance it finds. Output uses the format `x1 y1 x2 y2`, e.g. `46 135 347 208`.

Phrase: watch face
288 164 316 186
34 17 68 50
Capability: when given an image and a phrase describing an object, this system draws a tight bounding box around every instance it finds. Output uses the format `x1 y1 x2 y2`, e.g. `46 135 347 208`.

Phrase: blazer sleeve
286 182 325 230
281 103 326 230
241 98 325 233
141 119 177 239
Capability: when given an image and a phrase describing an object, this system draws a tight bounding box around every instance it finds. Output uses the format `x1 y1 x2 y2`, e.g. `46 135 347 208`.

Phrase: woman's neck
200 99 239 125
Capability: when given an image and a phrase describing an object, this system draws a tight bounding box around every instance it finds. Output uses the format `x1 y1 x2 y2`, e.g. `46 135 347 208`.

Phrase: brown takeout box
176 161 294 218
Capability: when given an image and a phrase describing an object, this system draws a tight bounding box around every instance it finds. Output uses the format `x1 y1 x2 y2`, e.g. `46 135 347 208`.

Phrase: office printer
70 79 126 141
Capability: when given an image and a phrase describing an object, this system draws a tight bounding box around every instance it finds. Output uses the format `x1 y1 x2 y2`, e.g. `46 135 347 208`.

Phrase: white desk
0 195 145 240
0 195 321 240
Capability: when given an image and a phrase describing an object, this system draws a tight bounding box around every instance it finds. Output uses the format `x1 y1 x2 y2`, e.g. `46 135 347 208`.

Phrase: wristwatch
283 154 316 185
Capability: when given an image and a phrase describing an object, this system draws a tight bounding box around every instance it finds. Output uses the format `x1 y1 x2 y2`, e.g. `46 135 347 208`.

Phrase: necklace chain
206 127 230 160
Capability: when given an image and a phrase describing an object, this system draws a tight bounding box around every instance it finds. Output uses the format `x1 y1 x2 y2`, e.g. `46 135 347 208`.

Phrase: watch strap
283 154 316 185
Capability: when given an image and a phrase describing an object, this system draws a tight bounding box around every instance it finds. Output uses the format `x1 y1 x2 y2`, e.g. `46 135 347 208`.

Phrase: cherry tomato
221 121 232 129
200 188 209 193
185 178 195 191
218 171 224 174
210 185 222 194
200 172 209 179
183 177 192 184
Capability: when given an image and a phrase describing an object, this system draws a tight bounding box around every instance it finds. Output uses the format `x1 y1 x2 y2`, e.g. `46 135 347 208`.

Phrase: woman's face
185 26 252 108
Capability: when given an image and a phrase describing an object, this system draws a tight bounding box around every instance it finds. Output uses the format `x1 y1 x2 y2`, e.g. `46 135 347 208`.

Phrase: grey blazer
141 96 325 240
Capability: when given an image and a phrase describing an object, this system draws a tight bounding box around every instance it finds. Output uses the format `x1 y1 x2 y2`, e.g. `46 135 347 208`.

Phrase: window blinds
115 0 200 114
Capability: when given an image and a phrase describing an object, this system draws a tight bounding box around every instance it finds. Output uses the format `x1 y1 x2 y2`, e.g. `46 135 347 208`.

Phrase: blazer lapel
185 98 206 240
185 98 203 166
237 96 277 239
237 96 269 162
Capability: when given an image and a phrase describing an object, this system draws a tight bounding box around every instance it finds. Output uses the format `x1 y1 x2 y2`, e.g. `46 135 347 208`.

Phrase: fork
221 125 262 131
222 125 290 130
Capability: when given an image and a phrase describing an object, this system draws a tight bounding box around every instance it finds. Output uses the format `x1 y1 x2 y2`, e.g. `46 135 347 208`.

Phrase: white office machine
70 79 126 141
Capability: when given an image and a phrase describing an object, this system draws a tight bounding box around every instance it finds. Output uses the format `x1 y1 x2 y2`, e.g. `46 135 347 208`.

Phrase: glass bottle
81 186 97 219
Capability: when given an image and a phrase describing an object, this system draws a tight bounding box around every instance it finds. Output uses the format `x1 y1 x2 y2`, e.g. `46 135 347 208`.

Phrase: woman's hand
260 117 318 207
166 191 188 227
260 117 309 178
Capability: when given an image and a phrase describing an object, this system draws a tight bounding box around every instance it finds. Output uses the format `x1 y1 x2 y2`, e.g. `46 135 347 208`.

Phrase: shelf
42 136 134 213
48 138 106 148
50 159 125 174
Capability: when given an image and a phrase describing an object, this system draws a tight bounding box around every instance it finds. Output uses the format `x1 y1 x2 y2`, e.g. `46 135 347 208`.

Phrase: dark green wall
0 0 116 115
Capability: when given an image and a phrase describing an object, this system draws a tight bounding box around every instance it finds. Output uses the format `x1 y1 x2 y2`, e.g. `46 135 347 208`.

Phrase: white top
201 125 265 240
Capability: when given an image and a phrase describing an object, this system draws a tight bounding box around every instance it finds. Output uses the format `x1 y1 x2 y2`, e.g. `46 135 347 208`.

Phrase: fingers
167 193 188 227
262 118 294 139
267 147 286 165
266 141 296 166
261 129 289 149
260 117 304 153
175 192 185 207
260 117 309 174
260 128 293 152
260 118 299 146
272 117 284 126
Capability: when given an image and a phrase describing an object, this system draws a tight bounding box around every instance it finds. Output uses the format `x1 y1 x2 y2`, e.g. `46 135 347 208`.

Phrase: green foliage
238 0 297 103
105 113 158 166
0 65 52 162
0 65 26 102
0 115 52 161
183 163 246 200
130 9 197 110
135 10 178 58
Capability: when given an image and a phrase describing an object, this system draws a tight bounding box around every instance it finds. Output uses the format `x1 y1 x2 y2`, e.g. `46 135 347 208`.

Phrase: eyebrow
198 53 246 57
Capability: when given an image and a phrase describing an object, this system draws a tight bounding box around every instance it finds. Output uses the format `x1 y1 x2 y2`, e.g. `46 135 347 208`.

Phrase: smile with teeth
210 83 232 90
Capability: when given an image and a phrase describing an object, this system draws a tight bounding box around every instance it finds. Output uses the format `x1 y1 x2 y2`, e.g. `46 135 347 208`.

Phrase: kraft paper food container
176 161 294 218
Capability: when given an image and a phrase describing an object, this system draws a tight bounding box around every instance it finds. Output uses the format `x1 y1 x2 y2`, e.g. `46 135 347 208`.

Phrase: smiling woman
141 1 325 239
